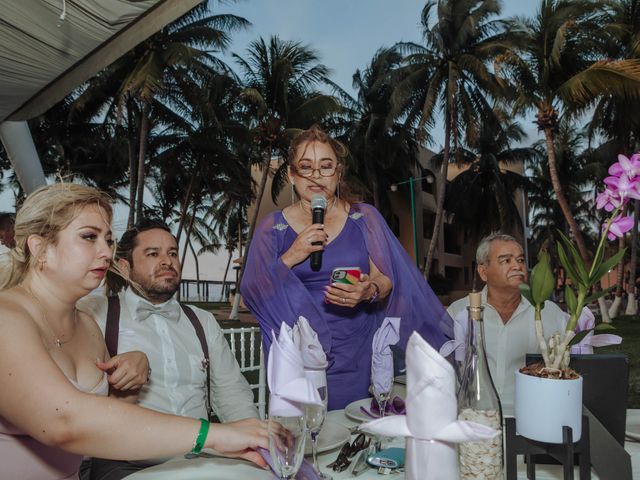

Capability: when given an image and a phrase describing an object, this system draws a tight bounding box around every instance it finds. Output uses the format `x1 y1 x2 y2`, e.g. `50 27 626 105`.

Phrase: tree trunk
220 248 233 302
626 199 639 315
126 101 138 229
494 170 510 234
175 160 201 243
598 296 612 324
135 102 151 223
188 239 201 301
543 127 589 262
180 206 198 272
176 203 198 302
363 127 380 208
230 147 272 320
424 113 452 279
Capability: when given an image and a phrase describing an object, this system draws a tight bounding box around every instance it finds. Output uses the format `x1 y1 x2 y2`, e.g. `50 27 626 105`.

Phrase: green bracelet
191 418 210 454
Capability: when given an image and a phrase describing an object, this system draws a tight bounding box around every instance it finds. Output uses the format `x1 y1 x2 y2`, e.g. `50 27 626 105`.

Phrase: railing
221 326 266 419
180 280 235 302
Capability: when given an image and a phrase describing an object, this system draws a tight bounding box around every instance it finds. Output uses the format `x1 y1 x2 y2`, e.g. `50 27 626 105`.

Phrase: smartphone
366 447 405 469
330 266 362 285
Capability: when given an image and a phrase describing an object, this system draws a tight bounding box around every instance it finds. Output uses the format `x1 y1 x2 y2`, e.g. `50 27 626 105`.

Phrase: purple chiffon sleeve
240 212 333 355
351 203 454 350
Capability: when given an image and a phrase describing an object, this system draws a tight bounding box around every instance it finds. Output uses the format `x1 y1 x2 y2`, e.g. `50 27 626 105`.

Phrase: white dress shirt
447 287 564 415
77 288 258 422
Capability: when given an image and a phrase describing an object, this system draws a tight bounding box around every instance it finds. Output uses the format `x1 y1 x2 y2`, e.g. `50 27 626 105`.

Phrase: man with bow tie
78 219 258 480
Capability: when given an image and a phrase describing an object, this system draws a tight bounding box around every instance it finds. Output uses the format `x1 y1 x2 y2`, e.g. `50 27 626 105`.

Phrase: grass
597 314 640 409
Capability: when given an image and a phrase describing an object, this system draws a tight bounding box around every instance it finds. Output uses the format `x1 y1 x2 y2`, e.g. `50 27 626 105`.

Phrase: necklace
20 285 77 348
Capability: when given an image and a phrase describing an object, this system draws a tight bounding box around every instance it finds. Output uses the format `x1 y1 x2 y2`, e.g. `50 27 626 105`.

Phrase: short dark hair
0 212 15 231
116 218 174 266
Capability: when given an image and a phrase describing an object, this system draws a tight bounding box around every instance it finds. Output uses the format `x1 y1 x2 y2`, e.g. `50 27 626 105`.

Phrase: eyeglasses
326 433 371 472
293 164 337 177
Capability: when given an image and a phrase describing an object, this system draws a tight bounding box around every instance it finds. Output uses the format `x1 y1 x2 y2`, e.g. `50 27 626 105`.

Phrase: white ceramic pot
514 370 583 443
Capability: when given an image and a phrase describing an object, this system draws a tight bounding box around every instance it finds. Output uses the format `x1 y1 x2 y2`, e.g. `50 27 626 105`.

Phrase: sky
0 1 543 284
216 0 542 148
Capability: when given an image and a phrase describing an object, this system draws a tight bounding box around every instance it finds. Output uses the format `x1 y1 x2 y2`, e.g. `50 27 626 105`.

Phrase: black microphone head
311 195 327 211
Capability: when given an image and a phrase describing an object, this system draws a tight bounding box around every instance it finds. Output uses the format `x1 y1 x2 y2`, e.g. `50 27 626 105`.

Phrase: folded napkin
293 316 328 394
360 332 498 480
439 308 467 362
567 306 622 354
268 323 323 417
371 317 400 395
293 316 328 369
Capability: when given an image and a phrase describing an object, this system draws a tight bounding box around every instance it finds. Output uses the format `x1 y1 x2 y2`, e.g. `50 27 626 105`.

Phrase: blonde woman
0 184 267 479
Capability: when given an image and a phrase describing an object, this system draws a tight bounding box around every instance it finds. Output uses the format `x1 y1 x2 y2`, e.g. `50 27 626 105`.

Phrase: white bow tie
136 301 181 322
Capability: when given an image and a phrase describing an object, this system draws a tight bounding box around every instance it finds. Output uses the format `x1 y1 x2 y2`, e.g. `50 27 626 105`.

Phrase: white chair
221 326 266 419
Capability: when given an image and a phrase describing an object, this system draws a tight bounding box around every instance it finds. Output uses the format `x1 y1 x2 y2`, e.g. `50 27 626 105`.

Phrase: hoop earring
337 180 341 200
291 183 295 204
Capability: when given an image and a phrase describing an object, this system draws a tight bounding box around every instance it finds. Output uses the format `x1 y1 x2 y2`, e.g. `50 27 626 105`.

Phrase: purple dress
241 203 453 410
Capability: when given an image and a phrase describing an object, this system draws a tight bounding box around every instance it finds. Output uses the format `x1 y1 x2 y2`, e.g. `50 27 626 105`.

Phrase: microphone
310 195 327 272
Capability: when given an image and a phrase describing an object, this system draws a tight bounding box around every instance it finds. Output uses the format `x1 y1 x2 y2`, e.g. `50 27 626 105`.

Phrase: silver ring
307 237 312 244
341 297 346 304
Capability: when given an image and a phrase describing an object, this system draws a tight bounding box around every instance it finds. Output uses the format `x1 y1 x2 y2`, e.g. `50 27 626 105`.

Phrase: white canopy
0 0 202 122
0 0 201 192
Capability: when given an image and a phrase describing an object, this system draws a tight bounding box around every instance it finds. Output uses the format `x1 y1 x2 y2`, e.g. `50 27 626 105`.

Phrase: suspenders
104 296 214 421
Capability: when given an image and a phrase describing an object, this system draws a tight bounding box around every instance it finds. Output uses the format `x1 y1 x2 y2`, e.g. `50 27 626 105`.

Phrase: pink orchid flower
604 214 634 240
603 174 640 201
608 153 640 179
566 307 622 354
595 188 622 212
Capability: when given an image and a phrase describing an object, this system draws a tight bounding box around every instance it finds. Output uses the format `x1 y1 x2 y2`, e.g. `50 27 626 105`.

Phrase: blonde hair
0 183 113 290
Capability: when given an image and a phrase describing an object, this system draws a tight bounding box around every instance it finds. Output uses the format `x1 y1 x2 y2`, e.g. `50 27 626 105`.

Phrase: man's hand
97 351 150 391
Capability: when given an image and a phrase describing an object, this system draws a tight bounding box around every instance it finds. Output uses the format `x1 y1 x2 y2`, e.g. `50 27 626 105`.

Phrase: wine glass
371 377 392 419
371 372 392 451
305 381 332 479
268 415 306 480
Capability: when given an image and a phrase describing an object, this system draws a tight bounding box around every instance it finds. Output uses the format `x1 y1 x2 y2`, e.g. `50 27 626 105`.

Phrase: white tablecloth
128 409 640 479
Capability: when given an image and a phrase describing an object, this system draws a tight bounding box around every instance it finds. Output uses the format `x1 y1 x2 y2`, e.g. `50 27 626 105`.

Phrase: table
128 409 640 479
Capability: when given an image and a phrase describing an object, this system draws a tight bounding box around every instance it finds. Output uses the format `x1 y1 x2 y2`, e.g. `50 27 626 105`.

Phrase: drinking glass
268 415 306 480
305 383 332 479
371 373 392 451
371 380 392 419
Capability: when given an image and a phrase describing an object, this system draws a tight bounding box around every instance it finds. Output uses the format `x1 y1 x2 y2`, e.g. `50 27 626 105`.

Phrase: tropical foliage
4 0 640 309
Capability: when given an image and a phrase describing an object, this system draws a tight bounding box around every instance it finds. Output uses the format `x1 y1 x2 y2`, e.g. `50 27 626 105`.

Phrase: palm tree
230 35 341 318
205 186 251 301
439 110 534 240
325 47 420 219
500 0 640 262
69 4 250 226
394 0 510 278
527 123 601 251
587 0 640 314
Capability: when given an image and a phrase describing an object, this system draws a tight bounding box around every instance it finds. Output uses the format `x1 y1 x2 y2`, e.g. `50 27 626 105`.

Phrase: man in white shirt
447 233 564 415
79 219 258 480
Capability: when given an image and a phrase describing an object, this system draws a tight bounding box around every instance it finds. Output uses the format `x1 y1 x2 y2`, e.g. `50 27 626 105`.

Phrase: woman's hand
208 418 269 468
96 351 149 391
324 273 376 308
280 223 328 268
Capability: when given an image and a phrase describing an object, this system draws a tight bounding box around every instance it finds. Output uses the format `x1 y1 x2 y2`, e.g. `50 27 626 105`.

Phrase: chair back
222 326 266 419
